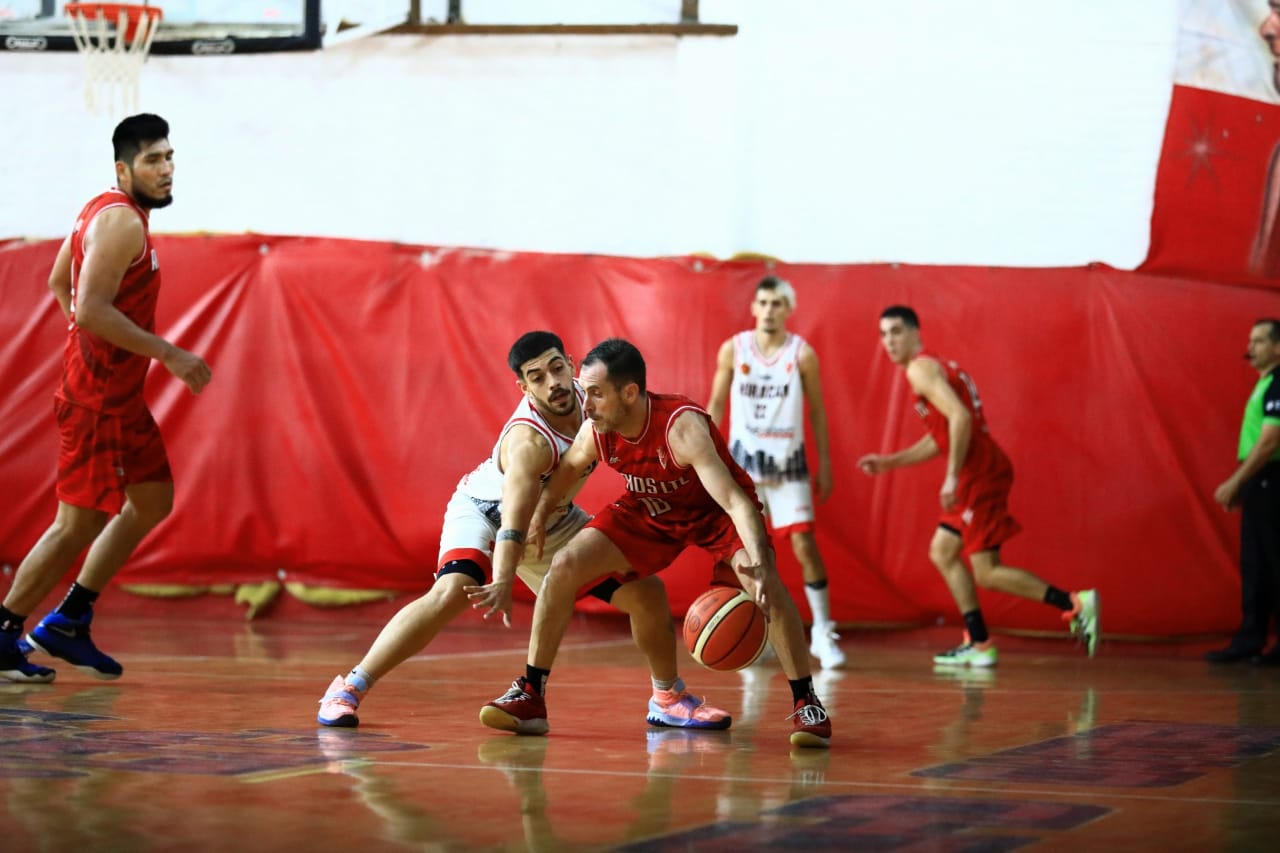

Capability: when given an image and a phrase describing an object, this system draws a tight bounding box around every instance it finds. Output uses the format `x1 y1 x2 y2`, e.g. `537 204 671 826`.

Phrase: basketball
683 586 769 671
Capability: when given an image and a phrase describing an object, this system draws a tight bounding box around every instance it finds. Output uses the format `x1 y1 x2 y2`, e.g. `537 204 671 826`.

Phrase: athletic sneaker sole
646 712 732 730
479 705 549 736
24 634 122 680
790 730 831 749
0 667 56 684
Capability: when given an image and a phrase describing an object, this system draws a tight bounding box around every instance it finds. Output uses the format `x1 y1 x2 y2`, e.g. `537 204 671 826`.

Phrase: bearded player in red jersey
475 338 831 748
857 306 1097 668
0 114 211 684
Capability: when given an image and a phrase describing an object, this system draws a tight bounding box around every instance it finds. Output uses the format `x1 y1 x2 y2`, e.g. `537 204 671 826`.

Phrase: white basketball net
66 6 161 116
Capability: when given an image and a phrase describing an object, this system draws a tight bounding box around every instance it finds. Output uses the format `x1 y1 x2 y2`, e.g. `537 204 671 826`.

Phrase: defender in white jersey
707 276 846 669
315 331 729 731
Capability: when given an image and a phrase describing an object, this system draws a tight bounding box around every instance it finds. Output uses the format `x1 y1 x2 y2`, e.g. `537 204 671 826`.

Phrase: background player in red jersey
0 114 211 684
857 306 1097 667
478 337 832 748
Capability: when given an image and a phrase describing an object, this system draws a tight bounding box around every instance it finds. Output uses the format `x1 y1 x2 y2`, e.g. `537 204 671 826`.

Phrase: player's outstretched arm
857 434 939 475
464 425 555 627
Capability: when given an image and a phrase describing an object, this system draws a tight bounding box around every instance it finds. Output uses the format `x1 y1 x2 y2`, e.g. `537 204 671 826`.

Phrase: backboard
0 0 326 53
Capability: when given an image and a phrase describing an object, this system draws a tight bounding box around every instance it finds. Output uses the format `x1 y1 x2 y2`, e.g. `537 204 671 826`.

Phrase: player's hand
816 461 834 502
939 474 958 511
1213 478 1241 511
163 347 212 394
737 558 773 615
463 579 513 627
857 453 885 475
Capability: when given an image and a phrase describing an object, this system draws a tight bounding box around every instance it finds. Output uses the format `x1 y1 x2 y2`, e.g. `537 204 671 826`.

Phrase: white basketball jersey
457 382 589 506
727 331 809 483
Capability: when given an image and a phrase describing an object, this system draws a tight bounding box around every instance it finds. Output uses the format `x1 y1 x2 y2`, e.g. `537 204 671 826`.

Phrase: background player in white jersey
707 276 845 669
315 331 729 730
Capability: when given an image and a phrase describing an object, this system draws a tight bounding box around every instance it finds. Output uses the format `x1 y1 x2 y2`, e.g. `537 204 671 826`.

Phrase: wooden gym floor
0 596 1278 852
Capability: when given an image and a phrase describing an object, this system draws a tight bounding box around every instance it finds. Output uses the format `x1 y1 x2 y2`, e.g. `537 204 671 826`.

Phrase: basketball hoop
64 2 163 116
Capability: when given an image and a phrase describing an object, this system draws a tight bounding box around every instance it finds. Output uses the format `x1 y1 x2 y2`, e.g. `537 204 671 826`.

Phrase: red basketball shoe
788 694 831 749
480 677 549 735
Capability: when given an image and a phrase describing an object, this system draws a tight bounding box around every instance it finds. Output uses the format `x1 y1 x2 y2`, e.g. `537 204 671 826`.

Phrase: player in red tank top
858 306 1099 667
479 338 832 749
0 114 212 686
58 190 162 412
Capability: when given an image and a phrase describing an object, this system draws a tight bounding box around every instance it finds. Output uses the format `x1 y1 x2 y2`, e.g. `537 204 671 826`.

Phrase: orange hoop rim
64 2 163 42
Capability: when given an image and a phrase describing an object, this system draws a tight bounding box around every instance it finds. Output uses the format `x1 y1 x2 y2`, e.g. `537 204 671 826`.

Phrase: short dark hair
1256 318 1280 342
756 275 797 310
582 337 646 394
507 331 566 376
881 305 920 329
113 113 169 165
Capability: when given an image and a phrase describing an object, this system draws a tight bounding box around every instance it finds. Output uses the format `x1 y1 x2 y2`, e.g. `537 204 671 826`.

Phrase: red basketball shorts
940 463 1022 558
587 499 748 578
55 398 172 515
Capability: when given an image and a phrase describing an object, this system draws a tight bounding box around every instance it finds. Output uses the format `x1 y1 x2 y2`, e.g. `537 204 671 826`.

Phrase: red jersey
910 353 1011 482
57 189 161 414
593 393 761 532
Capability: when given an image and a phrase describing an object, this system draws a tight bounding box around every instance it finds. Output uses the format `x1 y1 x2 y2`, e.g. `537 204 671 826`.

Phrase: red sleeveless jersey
56 189 161 414
910 353 1011 481
592 393 761 531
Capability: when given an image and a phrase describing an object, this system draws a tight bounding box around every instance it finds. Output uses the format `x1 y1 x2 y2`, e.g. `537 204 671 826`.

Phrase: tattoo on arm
496 528 527 544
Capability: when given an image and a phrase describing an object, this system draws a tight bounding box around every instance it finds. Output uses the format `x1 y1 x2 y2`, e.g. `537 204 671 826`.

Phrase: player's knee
49 510 107 549
612 575 667 612
791 533 820 565
424 570 471 608
123 487 174 528
927 543 952 569
546 549 593 587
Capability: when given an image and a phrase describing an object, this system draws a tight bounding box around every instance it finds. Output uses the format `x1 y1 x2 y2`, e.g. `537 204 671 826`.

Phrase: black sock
788 676 814 703
55 583 100 621
526 665 550 696
0 605 25 634
1043 586 1073 612
962 609 989 644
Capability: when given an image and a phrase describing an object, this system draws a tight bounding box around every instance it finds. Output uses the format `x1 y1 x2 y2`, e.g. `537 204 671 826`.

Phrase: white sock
805 584 832 631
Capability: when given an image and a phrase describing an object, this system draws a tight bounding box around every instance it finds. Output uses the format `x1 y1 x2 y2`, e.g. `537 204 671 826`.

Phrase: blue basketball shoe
26 611 122 680
0 629 56 683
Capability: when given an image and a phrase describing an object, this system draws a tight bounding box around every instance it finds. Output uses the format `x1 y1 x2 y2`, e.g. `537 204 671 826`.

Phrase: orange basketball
683 586 768 671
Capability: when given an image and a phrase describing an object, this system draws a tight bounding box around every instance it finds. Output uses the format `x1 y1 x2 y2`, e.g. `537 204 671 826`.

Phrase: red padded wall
0 235 1271 636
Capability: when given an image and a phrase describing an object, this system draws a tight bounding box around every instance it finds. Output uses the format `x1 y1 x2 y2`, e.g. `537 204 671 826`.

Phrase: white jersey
457 381 589 509
441 382 593 585
727 331 809 483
